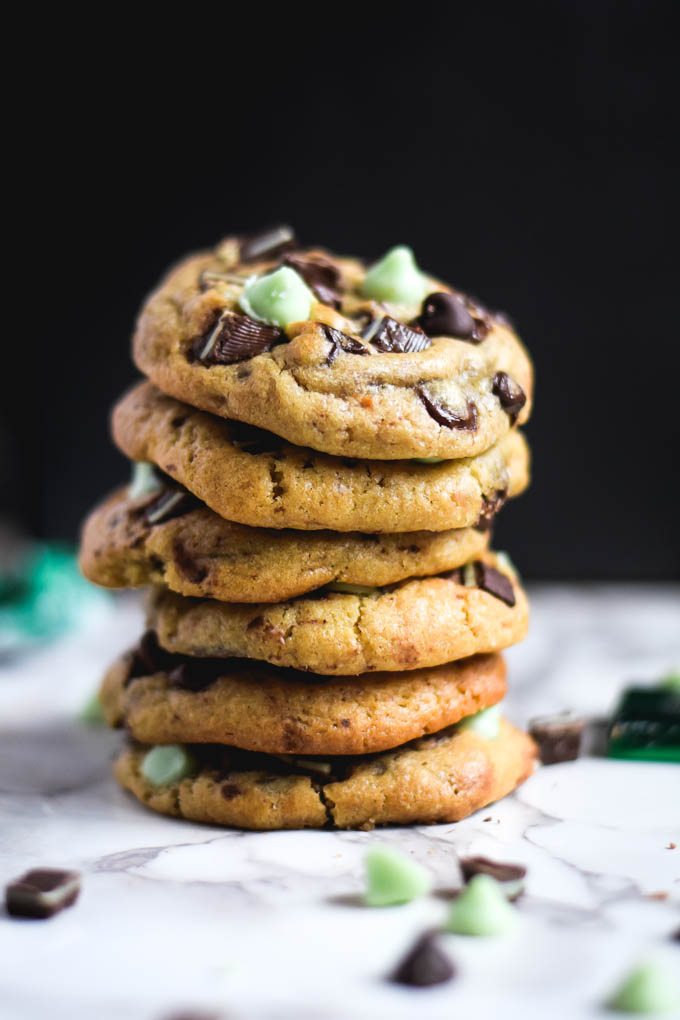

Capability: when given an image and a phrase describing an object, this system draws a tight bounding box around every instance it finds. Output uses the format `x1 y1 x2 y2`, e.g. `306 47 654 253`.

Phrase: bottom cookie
113 719 536 831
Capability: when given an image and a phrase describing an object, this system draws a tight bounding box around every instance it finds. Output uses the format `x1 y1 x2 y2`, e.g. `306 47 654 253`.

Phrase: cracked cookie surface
80 485 490 602
132 239 533 460
112 383 529 533
114 719 536 830
101 648 506 755
146 554 529 675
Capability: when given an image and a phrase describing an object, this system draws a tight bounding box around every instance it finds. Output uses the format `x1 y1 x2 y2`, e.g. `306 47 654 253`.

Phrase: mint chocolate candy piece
390 932 455 987
416 387 479 431
192 310 283 365
6 868 81 919
529 714 586 764
473 561 515 606
607 687 680 763
492 371 526 423
239 225 296 262
322 326 371 365
370 316 431 354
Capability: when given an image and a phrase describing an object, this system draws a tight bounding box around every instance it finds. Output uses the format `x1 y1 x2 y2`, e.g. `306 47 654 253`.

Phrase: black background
6 1 679 579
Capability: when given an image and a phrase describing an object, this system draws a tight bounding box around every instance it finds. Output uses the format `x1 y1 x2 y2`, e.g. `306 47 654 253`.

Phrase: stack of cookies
80 228 537 830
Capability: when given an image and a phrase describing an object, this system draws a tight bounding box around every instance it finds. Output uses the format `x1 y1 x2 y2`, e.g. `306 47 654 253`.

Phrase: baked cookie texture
80 485 490 602
101 648 507 755
133 242 533 460
114 719 537 830
146 555 529 675
111 383 530 533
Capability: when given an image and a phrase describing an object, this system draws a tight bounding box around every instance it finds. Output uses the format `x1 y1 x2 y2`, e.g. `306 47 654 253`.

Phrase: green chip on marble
459 704 502 739
607 959 680 1014
240 266 314 328
361 246 428 304
445 874 517 935
364 847 431 906
141 745 196 787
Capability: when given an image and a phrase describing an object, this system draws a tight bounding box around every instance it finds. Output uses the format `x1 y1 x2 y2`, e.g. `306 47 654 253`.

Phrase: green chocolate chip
607 959 680 1014
78 691 105 726
364 846 431 906
141 745 195 787
445 874 517 935
326 582 378 596
239 267 314 328
459 704 502 739
661 671 680 691
361 246 428 304
128 461 162 501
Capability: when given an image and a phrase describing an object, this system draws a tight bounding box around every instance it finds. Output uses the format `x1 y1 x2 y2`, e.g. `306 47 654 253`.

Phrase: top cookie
133 228 533 460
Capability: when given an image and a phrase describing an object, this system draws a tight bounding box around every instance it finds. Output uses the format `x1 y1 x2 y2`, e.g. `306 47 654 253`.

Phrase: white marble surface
0 586 678 1020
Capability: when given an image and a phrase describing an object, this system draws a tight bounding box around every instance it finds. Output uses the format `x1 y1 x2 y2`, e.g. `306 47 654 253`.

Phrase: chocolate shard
6 868 81 919
371 316 431 354
145 489 201 526
192 310 283 365
239 225 296 262
475 490 507 532
473 560 516 606
283 253 342 308
529 713 586 765
460 856 526 899
416 386 479 431
492 371 527 423
322 325 371 365
390 932 455 988
417 292 476 339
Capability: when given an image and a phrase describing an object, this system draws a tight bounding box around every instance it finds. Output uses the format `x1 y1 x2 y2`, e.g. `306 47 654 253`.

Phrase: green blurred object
607 687 680 764
78 690 106 726
0 544 108 655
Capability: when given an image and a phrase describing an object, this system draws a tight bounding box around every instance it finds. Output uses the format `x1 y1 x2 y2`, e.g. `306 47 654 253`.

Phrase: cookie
113 718 537 830
100 644 507 755
146 554 529 675
132 235 533 460
80 483 490 602
111 383 530 533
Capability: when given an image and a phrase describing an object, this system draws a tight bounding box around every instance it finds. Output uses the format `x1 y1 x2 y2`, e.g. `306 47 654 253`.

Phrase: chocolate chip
239 225 296 262
475 490 507 531
172 541 208 585
5 868 81 919
473 560 516 606
145 489 201 526
390 932 455 988
168 661 219 692
229 422 282 456
370 316 431 354
417 292 476 339
529 714 586 764
471 317 490 342
283 253 342 308
221 782 242 800
322 325 371 365
460 856 526 899
492 371 526 424
416 387 479 431
192 310 283 365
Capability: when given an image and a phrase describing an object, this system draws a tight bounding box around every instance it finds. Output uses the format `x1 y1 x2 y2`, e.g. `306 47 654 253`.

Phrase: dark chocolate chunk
529 714 586 764
192 310 283 365
492 371 526 424
322 325 371 365
221 783 242 800
416 387 479 431
475 490 507 532
473 560 516 606
145 489 201 526
6 868 81 919
283 253 342 308
168 660 220 692
460 856 526 899
471 317 490 342
370 316 431 354
390 932 455 988
172 540 208 585
229 421 282 456
417 292 476 339
239 225 296 262
128 630 178 684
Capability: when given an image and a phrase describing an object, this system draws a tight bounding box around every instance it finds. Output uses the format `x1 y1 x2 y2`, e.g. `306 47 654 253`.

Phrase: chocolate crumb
529 714 586 764
390 932 455 988
416 387 479 431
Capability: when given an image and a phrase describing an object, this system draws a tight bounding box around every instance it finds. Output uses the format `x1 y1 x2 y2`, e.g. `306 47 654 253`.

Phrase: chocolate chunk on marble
6 868 81 919
239 225 296 262
322 326 371 365
390 932 455 988
492 371 526 423
529 713 586 764
416 387 479 430
192 310 283 365
370 316 431 354
460 856 526 899
474 561 516 606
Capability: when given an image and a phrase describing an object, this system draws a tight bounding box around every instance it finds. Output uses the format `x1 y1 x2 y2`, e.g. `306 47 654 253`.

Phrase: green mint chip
361 246 428 304
445 874 517 935
607 959 680 1014
459 704 502 739
239 266 314 328
141 745 195 787
364 846 431 906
